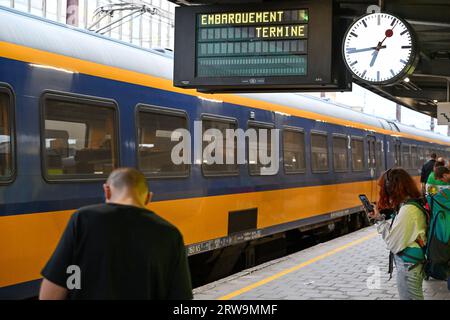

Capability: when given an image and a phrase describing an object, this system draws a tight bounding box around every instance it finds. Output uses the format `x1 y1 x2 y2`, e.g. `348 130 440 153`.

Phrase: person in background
368 168 427 300
433 166 450 185
426 166 450 292
426 158 447 196
39 167 193 300
421 153 437 194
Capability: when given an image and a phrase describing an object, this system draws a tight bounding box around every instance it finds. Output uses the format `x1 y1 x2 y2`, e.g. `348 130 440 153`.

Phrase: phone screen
358 194 374 213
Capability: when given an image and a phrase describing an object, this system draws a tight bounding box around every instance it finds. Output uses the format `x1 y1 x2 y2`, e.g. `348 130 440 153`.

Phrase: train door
367 135 377 200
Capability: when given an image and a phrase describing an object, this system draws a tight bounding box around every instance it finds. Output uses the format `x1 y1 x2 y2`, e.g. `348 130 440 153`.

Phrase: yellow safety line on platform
217 231 378 300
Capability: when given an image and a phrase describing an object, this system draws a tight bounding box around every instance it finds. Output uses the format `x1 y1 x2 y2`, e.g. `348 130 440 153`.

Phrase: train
1 6 450 299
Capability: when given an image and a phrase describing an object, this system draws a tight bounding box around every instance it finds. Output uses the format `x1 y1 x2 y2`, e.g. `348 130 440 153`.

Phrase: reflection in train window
202 117 238 176
0 92 13 180
137 107 189 177
332 136 348 172
351 137 364 171
311 132 328 172
43 95 117 180
248 122 276 176
283 129 305 174
402 144 411 169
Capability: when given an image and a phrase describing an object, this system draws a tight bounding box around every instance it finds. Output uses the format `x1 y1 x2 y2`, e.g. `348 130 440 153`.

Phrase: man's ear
103 184 112 202
145 192 153 205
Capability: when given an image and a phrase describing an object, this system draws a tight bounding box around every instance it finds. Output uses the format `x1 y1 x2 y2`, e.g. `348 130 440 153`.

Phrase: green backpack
426 190 450 280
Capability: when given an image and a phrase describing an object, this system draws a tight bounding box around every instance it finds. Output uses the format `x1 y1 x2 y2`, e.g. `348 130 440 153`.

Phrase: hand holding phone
358 194 383 221
358 194 374 213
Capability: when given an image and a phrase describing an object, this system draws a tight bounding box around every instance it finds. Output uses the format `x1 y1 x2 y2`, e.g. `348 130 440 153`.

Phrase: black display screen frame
174 0 351 93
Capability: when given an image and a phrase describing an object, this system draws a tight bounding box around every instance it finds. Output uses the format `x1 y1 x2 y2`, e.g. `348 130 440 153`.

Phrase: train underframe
189 210 369 287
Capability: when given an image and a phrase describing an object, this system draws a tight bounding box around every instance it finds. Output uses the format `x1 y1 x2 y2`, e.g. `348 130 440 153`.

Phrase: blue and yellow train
1 7 450 299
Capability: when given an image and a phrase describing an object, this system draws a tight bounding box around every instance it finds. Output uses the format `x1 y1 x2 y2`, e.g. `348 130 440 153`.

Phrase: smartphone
358 194 374 213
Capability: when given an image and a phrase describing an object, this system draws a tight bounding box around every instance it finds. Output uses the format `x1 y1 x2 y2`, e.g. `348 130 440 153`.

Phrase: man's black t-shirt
41 203 193 300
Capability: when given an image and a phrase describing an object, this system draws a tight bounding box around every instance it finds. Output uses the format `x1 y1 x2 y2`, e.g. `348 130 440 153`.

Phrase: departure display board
196 9 309 78
174 0 351 93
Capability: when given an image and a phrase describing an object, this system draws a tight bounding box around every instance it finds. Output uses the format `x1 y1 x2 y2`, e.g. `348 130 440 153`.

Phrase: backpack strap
405 200 427 214
404 199 430 224
439 190 449 200
388 213 397 280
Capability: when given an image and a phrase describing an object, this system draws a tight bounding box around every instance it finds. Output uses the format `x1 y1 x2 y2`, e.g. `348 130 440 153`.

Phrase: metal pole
396 104 401 122
42 0 46 18
447 80 449 102
66 0 79 26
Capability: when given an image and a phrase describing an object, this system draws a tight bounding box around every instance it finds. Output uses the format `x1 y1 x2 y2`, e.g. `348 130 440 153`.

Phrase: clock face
342 13 416 85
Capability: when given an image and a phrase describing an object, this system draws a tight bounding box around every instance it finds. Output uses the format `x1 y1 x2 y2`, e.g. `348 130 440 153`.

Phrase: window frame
350 136 365 172
40 91 120 183
200 113 239 178
283 126 306 175
331 133 349 173
247 120 277 177
135 103 190 179
310 130 329 174
0 83 16 184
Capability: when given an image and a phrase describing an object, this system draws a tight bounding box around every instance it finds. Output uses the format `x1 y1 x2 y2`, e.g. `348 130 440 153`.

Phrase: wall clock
342 12 418 85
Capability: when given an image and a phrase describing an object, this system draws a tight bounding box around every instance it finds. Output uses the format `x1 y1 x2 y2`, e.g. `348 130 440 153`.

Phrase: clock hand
347 45 386 54
370 21 399 68
375 21 398 50
370 49 379 67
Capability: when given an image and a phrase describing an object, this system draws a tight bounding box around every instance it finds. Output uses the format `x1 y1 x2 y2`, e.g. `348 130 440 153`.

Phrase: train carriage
1 6 450 299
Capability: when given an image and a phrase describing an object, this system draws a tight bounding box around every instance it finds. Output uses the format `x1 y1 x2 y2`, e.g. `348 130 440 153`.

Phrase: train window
426 148 432 160
0 91 13 181
248 122 276 176
351 137 364 171
311 132 328 172
202 116 238 176
402 145 411 169
42 94 118 180
376 141 384 171
283 128 305 174
411 146 418 169
332 135 348 172
137 106 189 177
417 146 423 165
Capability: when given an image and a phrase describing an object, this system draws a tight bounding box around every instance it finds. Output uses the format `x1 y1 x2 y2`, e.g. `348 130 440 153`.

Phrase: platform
194 226 450 300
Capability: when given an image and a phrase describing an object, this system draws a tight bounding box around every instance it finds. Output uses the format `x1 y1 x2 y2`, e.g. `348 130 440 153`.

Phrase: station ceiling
168 0 450 118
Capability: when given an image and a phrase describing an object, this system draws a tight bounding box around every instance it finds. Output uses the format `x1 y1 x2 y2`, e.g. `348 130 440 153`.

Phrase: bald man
39 168 192 300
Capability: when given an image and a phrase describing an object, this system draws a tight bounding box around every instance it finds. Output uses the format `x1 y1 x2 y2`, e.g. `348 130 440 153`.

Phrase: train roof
1 6 449 145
